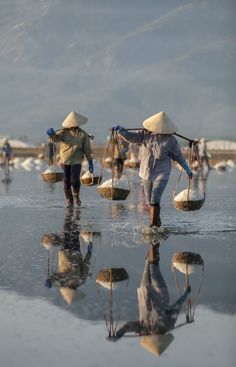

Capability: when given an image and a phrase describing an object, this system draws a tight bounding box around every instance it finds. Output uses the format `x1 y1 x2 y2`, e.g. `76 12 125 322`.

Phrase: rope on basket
97 131 131 193
173 141 206 202
48 137 57 166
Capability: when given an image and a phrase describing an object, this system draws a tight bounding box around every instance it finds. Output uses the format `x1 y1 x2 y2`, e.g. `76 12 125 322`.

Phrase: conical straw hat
140 334 174 356
59 287 77 304
143 111 177 134
62 111 88 128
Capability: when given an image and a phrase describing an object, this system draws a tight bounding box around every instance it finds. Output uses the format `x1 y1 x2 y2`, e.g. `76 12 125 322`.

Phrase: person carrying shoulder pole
46 111 94 208
112 111 193 228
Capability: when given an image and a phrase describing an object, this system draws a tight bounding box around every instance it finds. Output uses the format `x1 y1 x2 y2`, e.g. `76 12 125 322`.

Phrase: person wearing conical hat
2 138 12 165
47 111 94 207
112 112 193 227
115 240 191 342
198 137 211 169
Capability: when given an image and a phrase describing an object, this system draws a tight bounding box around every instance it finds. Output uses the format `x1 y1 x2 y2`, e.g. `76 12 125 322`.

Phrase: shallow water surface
0 164 235 367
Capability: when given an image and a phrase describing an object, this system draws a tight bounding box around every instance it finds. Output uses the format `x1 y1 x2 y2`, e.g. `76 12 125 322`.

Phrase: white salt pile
81 168 100 179
81 170 93 179
227 160 235 168
98 177 129 189
96 280 118 290
174 189 204 202
214 162 227 171
43 165 63 174
207 140 236 150
21 157 34 171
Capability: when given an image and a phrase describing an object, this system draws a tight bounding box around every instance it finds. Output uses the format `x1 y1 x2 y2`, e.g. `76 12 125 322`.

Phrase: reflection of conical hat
140 334 174 356
62 111 88 128
143 111 177 134
59 287 77 304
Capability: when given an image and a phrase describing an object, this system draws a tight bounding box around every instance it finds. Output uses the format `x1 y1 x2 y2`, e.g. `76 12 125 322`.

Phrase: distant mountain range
0 0 235 144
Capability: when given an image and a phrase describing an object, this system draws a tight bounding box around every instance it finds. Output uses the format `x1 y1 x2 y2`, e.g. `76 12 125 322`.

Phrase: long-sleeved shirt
50 128 93 165
118 130 186 181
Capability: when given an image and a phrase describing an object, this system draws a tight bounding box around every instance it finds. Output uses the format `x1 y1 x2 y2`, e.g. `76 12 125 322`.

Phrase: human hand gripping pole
111 125 125 132
46 128 55 137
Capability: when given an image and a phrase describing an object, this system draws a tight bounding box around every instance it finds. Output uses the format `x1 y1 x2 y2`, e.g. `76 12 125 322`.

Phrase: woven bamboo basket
97 186 130 201
96 268 129 283
81 175 102 186
42 172 64 183
173 198 205 211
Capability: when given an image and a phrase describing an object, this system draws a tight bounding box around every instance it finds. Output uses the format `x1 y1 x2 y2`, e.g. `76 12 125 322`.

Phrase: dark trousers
61 164 82 191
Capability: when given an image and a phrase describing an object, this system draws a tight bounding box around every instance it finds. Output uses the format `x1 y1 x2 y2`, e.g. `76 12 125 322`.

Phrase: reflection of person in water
45 210 92 293
116 241 191 338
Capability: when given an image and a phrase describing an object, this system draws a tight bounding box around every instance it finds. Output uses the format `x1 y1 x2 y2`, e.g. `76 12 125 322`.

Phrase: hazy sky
0 0 235 144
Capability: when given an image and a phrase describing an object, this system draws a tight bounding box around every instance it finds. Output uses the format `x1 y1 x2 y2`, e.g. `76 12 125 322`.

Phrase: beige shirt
51 128 93 165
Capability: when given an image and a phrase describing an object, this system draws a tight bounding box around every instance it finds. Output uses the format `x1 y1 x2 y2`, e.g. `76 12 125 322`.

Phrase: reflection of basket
81 175 102 186
96 268 129 283
97 186 130 201
42 172 64 183
172 252 203 266
173 198 204 211
41 233 62 247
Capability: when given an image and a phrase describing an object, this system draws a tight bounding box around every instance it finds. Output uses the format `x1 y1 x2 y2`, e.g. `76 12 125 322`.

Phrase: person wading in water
47 111 94 207
112 111 193 229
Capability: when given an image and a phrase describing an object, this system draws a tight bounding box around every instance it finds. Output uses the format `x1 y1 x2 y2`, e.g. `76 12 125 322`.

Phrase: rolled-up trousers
61 164 82 191
142 179 168 205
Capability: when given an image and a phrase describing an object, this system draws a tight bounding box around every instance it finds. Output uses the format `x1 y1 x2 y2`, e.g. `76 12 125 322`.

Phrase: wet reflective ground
0 163 236 367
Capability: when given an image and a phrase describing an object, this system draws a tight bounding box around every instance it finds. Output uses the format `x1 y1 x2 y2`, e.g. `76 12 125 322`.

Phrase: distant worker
2 139 12 165
198 138 211 169
113 135 129 178
47 111 94 207
112 111 193 228
128 142 140 160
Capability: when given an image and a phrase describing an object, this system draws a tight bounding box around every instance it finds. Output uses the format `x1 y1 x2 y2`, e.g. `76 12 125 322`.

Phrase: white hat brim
62 111 88 128
143 111 177 134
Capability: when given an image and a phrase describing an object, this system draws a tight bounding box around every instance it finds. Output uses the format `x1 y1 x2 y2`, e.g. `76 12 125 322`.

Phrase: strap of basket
98 131 131 192
173 141 206 200
48 137 55 166
112 131 131 191
97 134 113 187
173 144 191 200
